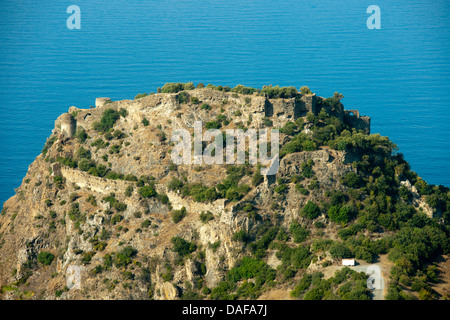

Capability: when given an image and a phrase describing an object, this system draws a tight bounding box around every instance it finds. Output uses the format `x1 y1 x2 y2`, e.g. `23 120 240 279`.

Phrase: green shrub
87 195 97 206
138 186 157 198
232 230 249 243
141 219 151 228
114 201 127 212
252 169 264 187
183 82 195 90
68 203 80 220
329 242 353 259
134 93 148 99
124 185 133 197
205 120 221 130
303 287 325 300
168 177 183 191
306 111 315 123
92 108 121 133
209 241 221 252
342 172 361 188
158 193 170 204
301 160 315 178
37 251 55 266
291 273 312 298
171 207 187 223
327 205 352 225
114 246 138 268
42 135 57 156
232 84 259 95
301 201 320 219
76 146 91 160
227 256 275 287
91 265 103 275
111 214 124 225
295 184 309 195
177 91 189 104
260 85 297 99
53 175 64 189
78 158 93 171
262 117 273 127
274 181 287 194
300 86 312 95
190 96 200 104
200 103 211 110
109 144 121 154
171 236 197 257
76 128 88 143
124 174 138 182
161 82 185 93
94 242 107 251
200 211 214 223
280 121 297 136
289 221 310 243
113 129 125 139
91 138 106 149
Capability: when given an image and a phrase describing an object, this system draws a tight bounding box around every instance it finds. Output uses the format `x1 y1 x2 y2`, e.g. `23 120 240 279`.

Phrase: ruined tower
57 113 77 138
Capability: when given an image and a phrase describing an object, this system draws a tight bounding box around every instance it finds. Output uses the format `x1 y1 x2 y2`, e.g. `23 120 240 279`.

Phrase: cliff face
0 86 445 300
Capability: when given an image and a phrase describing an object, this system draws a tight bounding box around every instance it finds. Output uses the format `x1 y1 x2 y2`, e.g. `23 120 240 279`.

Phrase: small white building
342 259 356 266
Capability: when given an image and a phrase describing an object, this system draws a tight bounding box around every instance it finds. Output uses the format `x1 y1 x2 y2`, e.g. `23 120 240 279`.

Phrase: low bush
171 207 187 223
92 108 121 133
38 251 55 266
138 186 157 198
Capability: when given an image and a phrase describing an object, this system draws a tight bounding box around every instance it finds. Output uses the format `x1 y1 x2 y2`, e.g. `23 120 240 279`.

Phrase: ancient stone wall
343 110 371 134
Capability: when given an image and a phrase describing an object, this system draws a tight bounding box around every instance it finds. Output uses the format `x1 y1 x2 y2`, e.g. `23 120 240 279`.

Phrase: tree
329 242 353 259
301 201 320 219
161 82 185 93
289 221 310 243
291 274 312 298
183 82 195 90
303 287 324 300
333 92 344 101
342 172 361 188
300 86 312 95
327 206 352 225
306 111 315 123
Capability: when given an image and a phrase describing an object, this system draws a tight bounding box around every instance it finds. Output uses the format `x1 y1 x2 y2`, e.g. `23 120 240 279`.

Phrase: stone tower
58 113 76 138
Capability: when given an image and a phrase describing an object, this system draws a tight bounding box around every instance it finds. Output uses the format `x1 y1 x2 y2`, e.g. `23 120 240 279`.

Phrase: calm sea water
0 0 449 205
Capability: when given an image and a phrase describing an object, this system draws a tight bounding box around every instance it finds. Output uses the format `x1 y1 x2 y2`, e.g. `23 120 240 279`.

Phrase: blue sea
0 0 449 205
